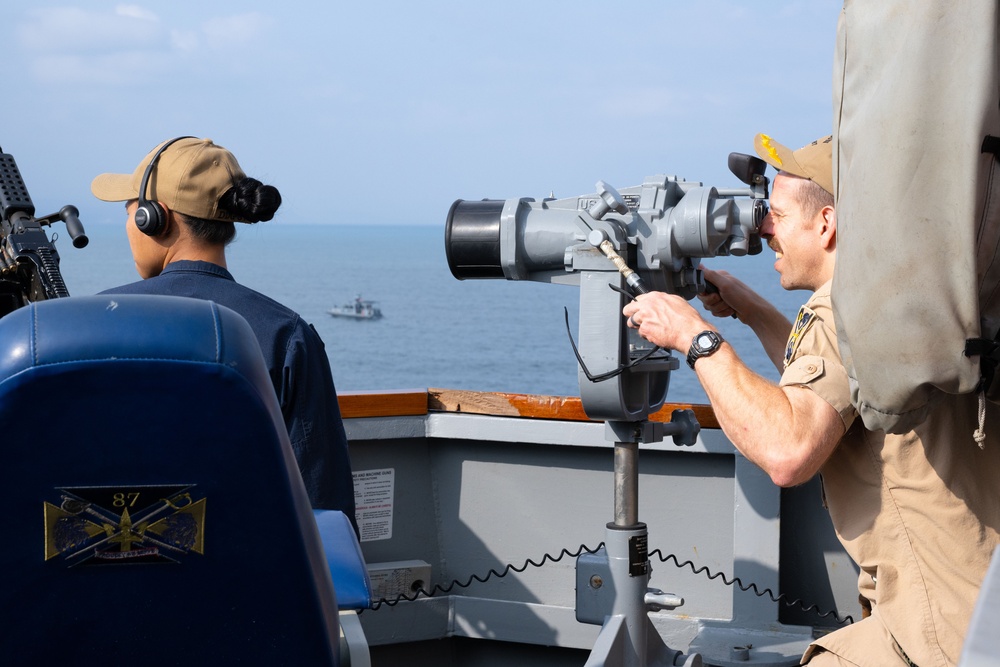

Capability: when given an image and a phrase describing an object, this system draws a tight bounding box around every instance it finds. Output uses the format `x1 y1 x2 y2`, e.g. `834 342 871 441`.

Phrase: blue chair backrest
0 295 339 665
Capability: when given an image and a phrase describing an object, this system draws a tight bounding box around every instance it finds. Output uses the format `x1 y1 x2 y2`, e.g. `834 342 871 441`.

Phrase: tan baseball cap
91 137 246 221
753 133 833 196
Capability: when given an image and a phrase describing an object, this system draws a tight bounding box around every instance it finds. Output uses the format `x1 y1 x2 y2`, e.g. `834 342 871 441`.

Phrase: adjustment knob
589 180 629 219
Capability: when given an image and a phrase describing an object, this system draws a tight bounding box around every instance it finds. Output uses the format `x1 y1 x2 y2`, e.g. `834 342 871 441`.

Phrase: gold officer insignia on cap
760 134 783 166
43 484 206 565
784 306 815 368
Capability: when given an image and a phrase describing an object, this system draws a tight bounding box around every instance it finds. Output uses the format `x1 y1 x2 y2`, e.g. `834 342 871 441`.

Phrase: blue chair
315 508 373 612
315 508 375 666
0 294 342 665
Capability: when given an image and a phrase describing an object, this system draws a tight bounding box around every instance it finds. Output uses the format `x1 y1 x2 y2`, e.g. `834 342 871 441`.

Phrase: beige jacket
780 283 1000 666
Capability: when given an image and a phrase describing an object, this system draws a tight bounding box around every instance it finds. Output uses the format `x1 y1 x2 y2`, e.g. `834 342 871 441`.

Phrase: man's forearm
692 344 844 487
700 269 793 371
622 290 842 485
738 297 794 371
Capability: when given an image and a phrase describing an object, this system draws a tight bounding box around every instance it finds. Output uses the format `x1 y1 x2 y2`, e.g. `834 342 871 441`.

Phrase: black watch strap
686 330 724 370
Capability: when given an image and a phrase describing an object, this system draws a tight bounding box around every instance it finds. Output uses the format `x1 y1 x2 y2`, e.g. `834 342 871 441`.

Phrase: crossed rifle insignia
43 485 206 565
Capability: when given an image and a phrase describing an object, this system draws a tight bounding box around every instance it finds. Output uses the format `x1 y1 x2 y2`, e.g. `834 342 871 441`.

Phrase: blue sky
6 1 842 227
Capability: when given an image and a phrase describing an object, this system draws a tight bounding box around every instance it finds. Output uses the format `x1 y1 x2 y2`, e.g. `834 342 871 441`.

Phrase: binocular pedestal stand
578 414 703 667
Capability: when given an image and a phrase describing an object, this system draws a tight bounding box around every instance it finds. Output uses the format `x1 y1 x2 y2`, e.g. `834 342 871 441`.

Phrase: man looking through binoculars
623 134 1000 666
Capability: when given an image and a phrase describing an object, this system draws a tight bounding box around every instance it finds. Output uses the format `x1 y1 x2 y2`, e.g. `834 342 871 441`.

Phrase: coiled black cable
366 543 603 611
648 548 854 625
364 541 853 626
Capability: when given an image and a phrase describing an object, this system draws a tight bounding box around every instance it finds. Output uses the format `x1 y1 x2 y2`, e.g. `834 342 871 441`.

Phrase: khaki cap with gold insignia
753 134 833 196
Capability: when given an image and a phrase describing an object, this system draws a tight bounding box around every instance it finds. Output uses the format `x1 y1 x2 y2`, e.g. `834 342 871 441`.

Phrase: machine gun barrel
0 147 86 315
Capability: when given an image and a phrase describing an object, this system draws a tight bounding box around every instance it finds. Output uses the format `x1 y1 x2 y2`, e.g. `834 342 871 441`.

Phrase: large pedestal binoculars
446 153 768 421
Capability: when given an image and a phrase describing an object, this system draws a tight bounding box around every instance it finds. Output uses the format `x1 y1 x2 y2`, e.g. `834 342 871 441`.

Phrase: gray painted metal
450 169 765 422
344 411 859 666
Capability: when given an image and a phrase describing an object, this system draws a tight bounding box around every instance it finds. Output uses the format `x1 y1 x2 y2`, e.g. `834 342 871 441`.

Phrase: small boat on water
329 295 383 320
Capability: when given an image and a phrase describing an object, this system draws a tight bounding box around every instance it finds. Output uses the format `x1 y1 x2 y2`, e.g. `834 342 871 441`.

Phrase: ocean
55 222 806 405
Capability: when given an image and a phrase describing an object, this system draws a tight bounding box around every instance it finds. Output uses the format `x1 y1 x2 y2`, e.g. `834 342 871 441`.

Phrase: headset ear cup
134 136 194 237
135 201 165 236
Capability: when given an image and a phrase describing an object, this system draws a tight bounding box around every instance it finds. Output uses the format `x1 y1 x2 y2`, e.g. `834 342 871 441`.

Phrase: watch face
688 330 722 369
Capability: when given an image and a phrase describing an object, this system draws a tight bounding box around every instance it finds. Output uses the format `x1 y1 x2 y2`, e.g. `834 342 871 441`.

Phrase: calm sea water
55 223 805 405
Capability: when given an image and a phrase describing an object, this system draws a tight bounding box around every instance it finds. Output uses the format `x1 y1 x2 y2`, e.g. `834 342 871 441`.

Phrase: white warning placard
353 468 394 542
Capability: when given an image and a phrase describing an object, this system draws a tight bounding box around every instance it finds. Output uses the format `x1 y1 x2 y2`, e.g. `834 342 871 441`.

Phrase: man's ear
818 205 837 249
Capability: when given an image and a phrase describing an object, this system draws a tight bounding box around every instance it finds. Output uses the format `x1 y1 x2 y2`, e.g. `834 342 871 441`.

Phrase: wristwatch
686 330 724 370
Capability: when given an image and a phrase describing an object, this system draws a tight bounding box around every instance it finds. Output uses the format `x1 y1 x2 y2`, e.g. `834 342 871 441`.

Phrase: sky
6 1 843 228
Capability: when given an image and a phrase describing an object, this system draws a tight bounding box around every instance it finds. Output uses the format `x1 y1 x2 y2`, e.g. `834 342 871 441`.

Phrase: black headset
135 136 195 237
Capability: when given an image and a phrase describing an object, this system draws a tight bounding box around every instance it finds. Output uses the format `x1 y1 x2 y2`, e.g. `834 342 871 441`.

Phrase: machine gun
0 147 87 317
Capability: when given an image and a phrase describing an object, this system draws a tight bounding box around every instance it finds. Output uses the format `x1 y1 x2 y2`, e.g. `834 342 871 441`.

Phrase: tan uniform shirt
779 282 1000 666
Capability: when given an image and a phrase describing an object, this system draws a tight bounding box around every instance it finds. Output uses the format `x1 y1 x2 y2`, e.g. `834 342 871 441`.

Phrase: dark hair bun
219 177 282 223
